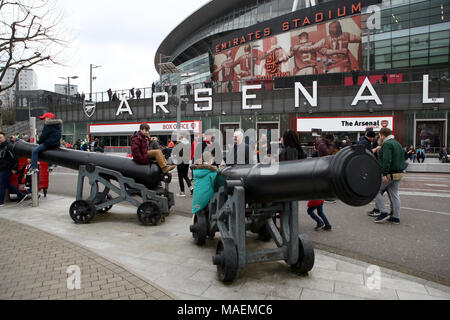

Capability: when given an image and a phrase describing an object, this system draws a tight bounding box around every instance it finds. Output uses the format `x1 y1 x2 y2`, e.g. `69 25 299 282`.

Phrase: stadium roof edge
154 0 256 73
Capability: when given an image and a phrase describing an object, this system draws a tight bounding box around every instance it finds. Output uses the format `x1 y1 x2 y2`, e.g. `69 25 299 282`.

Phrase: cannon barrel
13 140 162 190
220 145 382 207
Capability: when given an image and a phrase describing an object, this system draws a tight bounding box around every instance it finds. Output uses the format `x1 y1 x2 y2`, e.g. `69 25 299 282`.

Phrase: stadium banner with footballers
213 15 363 92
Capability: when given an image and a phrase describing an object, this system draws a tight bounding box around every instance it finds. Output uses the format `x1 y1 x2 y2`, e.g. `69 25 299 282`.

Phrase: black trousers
417 155 425 163
177 164 191 193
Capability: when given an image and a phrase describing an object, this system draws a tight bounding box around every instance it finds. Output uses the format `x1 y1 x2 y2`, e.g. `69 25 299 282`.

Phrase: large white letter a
116 97 133 116
352 77 382 106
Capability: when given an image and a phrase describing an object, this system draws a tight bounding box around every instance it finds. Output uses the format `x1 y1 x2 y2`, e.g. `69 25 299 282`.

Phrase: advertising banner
213 15 363 92
297 116 394 132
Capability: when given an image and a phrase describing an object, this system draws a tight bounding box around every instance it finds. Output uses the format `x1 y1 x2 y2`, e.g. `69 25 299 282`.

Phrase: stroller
10 158 49 198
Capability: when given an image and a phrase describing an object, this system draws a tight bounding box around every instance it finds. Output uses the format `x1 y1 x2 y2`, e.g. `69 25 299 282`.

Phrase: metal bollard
30 117 39 207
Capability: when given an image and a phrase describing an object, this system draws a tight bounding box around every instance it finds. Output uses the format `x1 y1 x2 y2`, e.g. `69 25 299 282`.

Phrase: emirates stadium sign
211 0 381 92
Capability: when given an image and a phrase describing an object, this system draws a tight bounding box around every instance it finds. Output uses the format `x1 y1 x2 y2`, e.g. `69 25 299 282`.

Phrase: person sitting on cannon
131 123 176 174
27 113 63 175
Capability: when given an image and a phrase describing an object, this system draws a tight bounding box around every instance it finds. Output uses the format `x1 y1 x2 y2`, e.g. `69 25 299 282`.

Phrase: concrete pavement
48 168 450 284
0 194 449 300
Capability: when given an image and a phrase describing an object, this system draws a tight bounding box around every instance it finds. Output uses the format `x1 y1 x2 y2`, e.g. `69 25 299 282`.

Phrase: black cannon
190 145 382 282
13 140 174 226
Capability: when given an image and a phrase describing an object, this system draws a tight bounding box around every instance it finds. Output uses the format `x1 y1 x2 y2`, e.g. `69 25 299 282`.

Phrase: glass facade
160 53 211 95
365 0 450 70
170 0 320 62
164 0 449 87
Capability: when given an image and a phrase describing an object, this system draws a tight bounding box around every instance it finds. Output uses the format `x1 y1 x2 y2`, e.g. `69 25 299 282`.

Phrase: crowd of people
61 137 105 153
2 113 445 230
125 124 410 231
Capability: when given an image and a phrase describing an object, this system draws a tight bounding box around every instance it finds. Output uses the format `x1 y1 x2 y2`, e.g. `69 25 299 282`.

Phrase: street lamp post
59 76 79 102
159 61 197 139
90 64 101 101
176 72 197 138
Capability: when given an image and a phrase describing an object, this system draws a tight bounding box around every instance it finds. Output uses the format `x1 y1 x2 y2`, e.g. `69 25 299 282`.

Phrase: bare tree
0 0 67 130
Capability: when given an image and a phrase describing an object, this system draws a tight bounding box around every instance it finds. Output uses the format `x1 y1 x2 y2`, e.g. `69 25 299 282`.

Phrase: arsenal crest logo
84 101 96 118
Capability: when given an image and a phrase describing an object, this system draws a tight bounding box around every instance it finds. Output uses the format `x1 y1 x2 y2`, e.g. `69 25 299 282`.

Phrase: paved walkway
1 195 449 300
0 218 175 300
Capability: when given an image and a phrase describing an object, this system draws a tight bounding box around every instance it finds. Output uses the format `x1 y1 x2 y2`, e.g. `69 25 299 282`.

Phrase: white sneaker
0 204 5 207
177 193 186 197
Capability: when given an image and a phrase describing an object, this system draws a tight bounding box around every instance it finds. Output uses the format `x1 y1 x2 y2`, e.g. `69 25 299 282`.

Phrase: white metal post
30 117 39 207
177 74 181 139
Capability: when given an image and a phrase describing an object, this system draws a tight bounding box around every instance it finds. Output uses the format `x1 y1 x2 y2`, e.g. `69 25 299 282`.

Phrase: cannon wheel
137 202 162 226
190 213 208 246
70 200 96 224
213 238 238 283
96 194 113 214
291 233 315 275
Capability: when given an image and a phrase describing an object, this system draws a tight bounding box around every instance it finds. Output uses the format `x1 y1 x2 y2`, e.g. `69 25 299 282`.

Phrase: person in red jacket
131 123 175 174
307 200 331 231
307 133 334 231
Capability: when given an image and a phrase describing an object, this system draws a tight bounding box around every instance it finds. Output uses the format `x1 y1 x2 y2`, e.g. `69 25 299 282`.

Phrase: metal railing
10 65 450 111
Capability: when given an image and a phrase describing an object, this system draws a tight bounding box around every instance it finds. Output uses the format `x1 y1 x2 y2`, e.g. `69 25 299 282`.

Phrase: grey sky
34 0 210 95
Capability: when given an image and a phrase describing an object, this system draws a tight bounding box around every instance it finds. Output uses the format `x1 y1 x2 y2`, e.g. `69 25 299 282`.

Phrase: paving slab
0 218 174 300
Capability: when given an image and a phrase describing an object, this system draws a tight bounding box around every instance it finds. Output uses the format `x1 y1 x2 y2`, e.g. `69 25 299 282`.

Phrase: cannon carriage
13 140 174 226
190 145 382 282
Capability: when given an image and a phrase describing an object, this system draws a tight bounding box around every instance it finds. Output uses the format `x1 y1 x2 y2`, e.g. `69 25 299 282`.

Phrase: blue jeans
0 170 24 205
31 144 50 169
307 204 331 227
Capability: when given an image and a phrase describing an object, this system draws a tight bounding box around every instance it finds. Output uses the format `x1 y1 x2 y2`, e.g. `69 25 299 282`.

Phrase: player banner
213 15 363 92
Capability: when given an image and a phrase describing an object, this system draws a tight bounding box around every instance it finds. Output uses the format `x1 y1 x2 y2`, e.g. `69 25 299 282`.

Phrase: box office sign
296 116 394 132
89 121 202 135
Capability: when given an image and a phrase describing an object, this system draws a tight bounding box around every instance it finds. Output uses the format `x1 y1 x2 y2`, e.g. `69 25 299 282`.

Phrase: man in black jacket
0 132 26 206
358 130 376 153
227 131 252 165
93 137 105 153
28 113 63 175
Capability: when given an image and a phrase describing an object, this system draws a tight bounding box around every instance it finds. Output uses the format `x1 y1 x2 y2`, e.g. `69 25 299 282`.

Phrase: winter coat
316 139 334 157
192 165 226 214
416 148 426 157
38 119 63 148
231 143 250 165
308 200 325 208
0 141 18 172
357 136 373 153
149 139 160 150
279 146 307 162
93 141 104 153
378 136 405 176
131 131 150 165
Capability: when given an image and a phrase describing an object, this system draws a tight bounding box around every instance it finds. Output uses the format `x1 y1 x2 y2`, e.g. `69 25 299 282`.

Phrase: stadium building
41 0 450 152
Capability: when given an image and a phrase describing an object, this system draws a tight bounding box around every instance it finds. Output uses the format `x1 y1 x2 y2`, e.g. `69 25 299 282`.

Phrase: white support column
30 117 39 207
